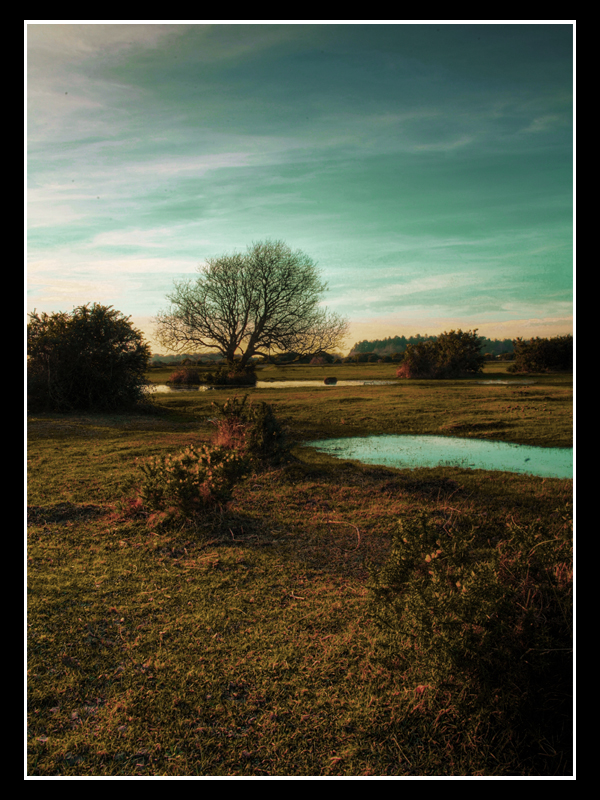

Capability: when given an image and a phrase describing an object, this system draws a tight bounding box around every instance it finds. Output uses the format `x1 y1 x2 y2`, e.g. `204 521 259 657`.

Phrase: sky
27 21 574 355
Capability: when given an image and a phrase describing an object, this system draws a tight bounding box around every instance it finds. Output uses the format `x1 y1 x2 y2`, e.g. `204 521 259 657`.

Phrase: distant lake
306 434 573 479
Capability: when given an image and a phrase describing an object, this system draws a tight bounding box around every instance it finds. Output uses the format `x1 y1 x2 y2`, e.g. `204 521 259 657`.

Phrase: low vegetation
27 363 573 776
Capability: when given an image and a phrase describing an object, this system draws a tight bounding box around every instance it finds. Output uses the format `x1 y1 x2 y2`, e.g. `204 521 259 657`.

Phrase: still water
306 435 573 479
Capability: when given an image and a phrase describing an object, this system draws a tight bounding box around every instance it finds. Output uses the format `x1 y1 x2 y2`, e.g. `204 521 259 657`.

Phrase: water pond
306 434 573 479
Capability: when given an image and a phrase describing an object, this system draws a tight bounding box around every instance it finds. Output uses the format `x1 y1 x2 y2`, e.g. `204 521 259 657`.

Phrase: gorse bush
137 445 249 523
211 394 290 466
369 510 573 771
135 395 288 526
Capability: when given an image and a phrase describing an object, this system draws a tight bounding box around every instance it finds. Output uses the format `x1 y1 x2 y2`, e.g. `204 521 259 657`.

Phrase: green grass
27 367 573 776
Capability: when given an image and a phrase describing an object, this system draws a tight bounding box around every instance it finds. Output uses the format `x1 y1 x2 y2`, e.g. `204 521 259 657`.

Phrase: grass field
27 365 573 776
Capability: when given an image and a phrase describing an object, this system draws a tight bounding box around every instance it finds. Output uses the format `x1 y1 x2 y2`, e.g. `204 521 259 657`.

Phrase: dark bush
509 335 573 373
167 367 202 384
396 340 440 379
205 361 257 386
27 303 151 412
396 329 485 379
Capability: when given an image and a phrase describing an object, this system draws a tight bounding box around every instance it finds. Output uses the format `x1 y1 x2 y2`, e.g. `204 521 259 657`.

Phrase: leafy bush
27 303 150 412
211 394 290 467
509 335 573 373
137 444 249 523
396 329 484 379
368 510 573 770
167 367 203 384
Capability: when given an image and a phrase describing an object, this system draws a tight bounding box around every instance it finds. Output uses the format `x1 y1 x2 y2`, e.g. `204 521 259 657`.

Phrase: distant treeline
351 334 515 358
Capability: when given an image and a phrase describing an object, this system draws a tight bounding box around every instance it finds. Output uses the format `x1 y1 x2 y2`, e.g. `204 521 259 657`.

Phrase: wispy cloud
27 23 573 346
412 135 474 152
521 114 563 133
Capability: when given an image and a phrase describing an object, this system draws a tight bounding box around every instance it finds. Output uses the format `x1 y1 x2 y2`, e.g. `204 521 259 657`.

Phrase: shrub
396 340 439 378
205 361 257 386
509 335 573 373
27 303 151 412
368 510 573 771
167 367 202 384
435 329 485 376
396 329 484 379
137 444 249 522
211 394 290 467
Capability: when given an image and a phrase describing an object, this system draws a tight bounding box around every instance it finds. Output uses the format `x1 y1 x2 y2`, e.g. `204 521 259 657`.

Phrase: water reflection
307 434 572 479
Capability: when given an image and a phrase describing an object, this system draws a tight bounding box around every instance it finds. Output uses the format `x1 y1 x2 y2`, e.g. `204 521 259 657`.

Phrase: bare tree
154 240 349 365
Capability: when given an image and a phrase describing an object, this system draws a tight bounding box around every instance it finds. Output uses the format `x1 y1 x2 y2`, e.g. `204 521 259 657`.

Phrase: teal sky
27 22 574 354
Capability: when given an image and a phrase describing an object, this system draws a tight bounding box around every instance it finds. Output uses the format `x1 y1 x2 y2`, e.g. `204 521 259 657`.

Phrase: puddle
306 434 572 479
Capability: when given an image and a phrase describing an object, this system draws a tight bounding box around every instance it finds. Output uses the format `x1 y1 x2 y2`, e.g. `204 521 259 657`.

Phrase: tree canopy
27 303 151 411
154 240 349 366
